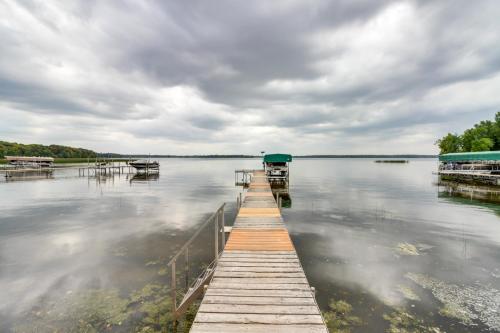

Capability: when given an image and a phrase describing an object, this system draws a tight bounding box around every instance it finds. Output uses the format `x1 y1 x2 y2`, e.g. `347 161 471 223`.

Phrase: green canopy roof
439 151 500 162
263 154 292 163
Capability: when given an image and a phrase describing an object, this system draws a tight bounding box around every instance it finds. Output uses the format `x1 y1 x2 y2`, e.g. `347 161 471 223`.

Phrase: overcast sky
1 0 499 154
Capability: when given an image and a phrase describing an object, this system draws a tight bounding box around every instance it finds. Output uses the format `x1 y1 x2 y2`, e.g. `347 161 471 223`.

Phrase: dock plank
198 304 320 315
191 323 328 333
203 295 316 305
194 313 324 325
212 277 308 284
205 289 314 298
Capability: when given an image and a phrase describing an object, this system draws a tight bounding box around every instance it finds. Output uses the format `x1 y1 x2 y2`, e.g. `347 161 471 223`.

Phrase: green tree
437 111 500 154
0 141 97 158
436 133 462 154
471 137 494 152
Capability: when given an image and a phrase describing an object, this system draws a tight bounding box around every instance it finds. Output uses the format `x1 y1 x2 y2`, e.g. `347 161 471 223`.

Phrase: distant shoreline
107 154 437 159
0 155 437 164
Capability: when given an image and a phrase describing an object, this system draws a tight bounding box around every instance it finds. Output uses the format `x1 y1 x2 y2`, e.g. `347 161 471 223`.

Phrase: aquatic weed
323 299 362 332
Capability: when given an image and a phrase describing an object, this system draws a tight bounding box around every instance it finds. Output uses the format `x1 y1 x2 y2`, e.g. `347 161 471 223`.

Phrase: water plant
383 309 442 333
323 299 362 332
396 284 421 301
396 243 420 256
13 284 176 333
406 272 500 331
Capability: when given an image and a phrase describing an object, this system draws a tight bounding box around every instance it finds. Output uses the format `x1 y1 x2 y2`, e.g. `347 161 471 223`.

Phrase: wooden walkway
190 170 327 332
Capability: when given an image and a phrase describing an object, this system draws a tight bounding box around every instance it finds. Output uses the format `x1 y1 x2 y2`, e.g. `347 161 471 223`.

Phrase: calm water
1 158 499 332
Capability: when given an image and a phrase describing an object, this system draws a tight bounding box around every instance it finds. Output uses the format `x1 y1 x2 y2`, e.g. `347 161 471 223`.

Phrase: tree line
436 112 500 154
0 141 97 159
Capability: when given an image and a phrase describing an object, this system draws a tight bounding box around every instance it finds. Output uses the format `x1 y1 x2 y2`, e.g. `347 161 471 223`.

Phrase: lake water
1 158 499 332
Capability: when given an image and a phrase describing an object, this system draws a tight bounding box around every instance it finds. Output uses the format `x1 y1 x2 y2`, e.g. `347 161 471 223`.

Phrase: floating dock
190 170 327 332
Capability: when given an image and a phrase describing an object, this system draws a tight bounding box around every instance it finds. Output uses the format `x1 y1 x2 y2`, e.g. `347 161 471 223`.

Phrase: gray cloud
1 0 500 154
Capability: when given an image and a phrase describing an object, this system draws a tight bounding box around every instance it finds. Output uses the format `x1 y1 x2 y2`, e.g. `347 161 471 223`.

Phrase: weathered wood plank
218 262 301 268
213 271 305 278
198 304 320 315
219 258 300 263
244 192 274 197
203 295 316 305
212 277 308 284
233 223 285 226
230 226 285 229
233 225 286 229
205 289 314 298
221 253 297 258
208 283 311 290
216 266 303 272
242 202 278 208
223 250 296 255
194 313 324 325
221 255 298 260
190 323 328 333
234 217 283 223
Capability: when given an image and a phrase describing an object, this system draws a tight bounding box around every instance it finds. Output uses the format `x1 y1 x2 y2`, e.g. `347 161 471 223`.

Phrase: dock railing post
214 214 219 263
185 248 189 290
171 259 177 319
221 205 225 248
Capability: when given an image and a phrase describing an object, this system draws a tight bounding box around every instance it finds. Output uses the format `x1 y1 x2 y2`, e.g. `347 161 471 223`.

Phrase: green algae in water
395 242 420 256
406 272 500 331
323 299 362 333
14 289 130 333
397 284 421 301
383 309 443 333
130 283 173 330
13 284 176 333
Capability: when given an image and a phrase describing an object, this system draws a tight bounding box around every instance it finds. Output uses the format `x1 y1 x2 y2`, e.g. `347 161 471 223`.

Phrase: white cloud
1 0 500 154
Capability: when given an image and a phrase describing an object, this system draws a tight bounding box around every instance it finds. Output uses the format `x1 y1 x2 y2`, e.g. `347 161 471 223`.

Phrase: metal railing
167 203 226 321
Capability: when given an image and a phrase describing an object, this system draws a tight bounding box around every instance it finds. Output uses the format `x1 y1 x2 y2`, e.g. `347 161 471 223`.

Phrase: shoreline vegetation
436 112 500 154
1 139 436 164
0 155 436 164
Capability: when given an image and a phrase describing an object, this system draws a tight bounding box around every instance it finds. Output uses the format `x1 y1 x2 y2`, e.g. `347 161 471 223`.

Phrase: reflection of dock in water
1 168 54 180
438 180 500 204
129 173 160 183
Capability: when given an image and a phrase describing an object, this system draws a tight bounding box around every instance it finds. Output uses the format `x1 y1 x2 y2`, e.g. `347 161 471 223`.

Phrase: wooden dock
190 170 327 333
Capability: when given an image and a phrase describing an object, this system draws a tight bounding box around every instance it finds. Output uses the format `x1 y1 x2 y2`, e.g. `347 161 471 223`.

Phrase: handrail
168 202 231 328
167 203 225 267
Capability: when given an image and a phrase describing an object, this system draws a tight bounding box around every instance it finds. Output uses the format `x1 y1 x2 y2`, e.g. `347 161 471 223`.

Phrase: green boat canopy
439 151 500 162
263 154 293 163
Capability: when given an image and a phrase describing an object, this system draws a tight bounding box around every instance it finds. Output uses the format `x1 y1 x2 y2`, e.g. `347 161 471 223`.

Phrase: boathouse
438 151 500 185
4 156 54 168
263 154 292 181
